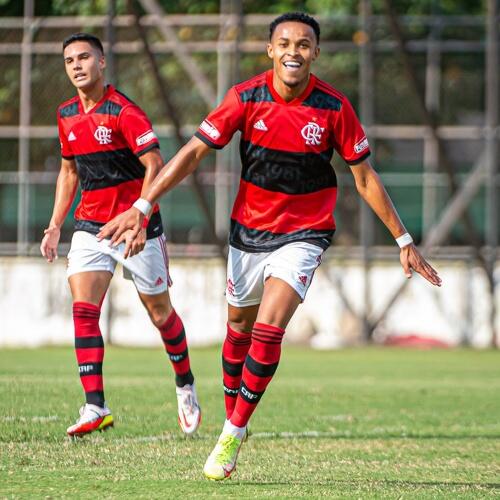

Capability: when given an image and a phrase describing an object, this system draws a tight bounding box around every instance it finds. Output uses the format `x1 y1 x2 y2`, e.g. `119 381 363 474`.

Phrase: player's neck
272 72 310 102
77 80 107 113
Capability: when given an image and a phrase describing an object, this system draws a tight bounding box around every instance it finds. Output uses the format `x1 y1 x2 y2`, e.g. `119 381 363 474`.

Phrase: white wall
0 256 498 348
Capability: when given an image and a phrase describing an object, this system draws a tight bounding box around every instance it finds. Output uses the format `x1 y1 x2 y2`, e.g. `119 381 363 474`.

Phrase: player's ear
267 43 273 60
312 45 320 61
99 54 106 70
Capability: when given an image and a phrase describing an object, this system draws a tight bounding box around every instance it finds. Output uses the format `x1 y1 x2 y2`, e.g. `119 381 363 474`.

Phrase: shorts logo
227 278 235 296
298 275 308 286
200 119 221 140
354 137 369 154
94 126 112 145
301 122 324 146
136 129 156 146
155 277 164 286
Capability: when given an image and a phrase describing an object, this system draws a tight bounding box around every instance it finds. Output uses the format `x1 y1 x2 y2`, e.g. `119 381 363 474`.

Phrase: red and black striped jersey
57 84 163 238
195 70 371 253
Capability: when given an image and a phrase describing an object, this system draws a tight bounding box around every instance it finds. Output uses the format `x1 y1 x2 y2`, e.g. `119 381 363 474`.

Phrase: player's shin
159 309 201 434
230 322 285 427
73 302 105 407
159 309 194 387
222 323 252 419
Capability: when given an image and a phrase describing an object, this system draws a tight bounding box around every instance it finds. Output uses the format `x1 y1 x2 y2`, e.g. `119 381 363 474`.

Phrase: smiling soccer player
97 12 441 479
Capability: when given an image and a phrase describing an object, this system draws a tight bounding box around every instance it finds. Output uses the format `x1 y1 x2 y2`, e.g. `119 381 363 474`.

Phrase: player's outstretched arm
97 136 212 257
40 158 78 263
350 159 441 287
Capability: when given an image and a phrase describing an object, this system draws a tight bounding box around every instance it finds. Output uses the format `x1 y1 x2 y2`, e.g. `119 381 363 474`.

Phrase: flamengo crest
301 122 324 146
94 125 112 145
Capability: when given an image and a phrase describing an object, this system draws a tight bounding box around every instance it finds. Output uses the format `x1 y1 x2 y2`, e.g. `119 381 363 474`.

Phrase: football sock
223 418 247 440
230 322 285 428
222 323 252 419
73 302 105 408
159 309 194 387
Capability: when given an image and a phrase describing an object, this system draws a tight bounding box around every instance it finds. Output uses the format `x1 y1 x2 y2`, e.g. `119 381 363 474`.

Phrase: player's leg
230 244 322 432
204 283 299 481
222 304 258 420
229 277 300 428
67 270 114 436
65 231 118 437
221 246 265 420
204 243 323 480
138 290 201 435
120 234 200 435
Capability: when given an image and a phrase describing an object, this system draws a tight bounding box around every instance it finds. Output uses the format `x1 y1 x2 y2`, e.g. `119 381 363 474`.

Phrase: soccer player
97 13 442 478
40 33 201 437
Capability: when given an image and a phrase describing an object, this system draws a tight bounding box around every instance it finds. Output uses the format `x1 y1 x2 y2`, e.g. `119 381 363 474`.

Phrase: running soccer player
40 33 201 437
98 13 441 478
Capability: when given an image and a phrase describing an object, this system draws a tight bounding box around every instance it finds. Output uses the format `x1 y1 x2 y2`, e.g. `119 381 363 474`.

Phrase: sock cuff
73 301 101 316
159 308 178 331
252 322 285 335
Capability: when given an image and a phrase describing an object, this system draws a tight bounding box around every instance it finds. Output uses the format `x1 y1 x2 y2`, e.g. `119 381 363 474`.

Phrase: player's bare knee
227 317 253 335
147 303 173 328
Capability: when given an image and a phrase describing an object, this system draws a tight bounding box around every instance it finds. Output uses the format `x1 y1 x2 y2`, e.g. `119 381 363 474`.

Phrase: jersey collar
78 84 114 114
265 69 316 106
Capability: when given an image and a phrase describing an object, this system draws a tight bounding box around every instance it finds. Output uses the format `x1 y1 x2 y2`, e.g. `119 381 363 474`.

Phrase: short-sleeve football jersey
195 70 370 253
57 84 163 238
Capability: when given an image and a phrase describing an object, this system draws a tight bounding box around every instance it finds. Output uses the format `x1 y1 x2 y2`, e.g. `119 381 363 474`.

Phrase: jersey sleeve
194 87 244 149
57 111 74 160
332 97 371 165
117 104 160 157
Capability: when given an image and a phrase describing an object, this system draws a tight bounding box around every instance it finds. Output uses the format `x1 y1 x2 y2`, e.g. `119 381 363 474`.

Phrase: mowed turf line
0 346 499 498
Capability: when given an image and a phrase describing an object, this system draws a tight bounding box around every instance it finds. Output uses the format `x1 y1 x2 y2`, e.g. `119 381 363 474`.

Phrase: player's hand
122 228 146 259
40 226 61 263
97 207 143 246
400 243 442 286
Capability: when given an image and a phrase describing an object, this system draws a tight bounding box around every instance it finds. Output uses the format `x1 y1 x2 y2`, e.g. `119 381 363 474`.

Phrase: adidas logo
68 131 76 141
155 277 164 286
253 119 268 131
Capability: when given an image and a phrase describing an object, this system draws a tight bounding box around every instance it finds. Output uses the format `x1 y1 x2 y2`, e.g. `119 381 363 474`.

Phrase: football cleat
66 403 114 437
176 383 201 436
203 432 244 481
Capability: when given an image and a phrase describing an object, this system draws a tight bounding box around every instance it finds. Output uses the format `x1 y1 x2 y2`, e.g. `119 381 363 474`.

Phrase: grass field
1 346 499 498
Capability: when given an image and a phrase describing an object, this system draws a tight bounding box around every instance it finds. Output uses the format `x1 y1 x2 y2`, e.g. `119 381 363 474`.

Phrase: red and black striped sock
73 301 105 407
159 309 194 387
222 323 252 419
230 322 285 428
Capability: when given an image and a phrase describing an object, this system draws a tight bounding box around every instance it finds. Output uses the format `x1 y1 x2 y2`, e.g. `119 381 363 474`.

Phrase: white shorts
67 231 172 295
226 242 324 307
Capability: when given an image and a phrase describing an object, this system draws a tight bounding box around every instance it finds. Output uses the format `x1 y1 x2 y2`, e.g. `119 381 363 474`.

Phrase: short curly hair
269 12 320 44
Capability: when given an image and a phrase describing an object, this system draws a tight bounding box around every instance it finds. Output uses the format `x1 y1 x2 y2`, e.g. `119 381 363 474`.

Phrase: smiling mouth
283 61 302 70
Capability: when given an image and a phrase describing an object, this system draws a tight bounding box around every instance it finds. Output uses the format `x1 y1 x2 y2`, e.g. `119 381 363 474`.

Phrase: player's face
267 21 319 89
63 41 105 91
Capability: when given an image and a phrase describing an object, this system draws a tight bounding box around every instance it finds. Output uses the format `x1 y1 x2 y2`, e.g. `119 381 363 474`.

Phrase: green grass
1 346 499 498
